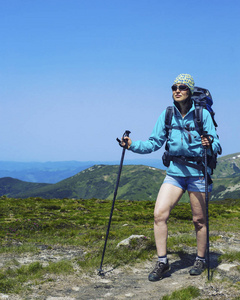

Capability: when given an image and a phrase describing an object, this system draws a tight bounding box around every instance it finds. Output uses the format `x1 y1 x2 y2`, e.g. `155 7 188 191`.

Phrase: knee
154 209 169 225
192 216 205 230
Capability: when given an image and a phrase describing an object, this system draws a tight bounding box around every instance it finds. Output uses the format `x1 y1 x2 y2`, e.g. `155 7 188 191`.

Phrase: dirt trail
0 233 239 300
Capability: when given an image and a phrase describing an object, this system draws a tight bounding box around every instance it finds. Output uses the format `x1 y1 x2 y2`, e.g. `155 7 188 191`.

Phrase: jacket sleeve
203 109 221 154
129 110 167 154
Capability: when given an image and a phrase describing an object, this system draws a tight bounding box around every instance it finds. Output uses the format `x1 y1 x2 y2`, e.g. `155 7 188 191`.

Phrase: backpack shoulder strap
164 106 174 151
194 104 203 136
165 106 174 138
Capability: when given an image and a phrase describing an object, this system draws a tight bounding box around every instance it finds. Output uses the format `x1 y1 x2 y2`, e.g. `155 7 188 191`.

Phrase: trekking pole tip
97 268 105 277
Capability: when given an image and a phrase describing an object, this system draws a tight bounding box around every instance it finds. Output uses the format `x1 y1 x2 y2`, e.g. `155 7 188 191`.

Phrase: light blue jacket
129 103 221 177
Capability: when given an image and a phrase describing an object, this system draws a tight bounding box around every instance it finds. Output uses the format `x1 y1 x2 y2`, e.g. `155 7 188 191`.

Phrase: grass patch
78 236 155 271
218 251 240 263
168 234 196 250
0 197 239 278
0 243 39 254
0 260 74 294
162 286 200 299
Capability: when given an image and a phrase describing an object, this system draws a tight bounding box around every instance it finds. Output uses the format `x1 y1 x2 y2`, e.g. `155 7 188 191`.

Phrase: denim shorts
163 175 212 193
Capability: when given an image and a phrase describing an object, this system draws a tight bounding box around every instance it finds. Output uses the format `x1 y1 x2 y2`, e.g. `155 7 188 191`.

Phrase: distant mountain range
0 159 166 183
212 152 240 178
0 165 166 201
0 161 98 183
211 152 240 200
0 152 240 201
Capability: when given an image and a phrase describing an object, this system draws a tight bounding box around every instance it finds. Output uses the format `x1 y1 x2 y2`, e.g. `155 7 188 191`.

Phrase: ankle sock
196 255 206 263
158 255 167 264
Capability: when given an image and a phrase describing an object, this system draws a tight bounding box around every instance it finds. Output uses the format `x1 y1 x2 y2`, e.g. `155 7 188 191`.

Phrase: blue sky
0 0 239 162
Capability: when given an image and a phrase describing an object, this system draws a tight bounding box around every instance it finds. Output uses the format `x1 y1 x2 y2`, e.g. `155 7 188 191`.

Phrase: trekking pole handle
202 133 214 149
202 133 214 143
116 130 131 149
123 130 131 139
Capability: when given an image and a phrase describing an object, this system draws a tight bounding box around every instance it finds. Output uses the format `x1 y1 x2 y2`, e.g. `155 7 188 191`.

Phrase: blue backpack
165 86 218 138
163 86 222 183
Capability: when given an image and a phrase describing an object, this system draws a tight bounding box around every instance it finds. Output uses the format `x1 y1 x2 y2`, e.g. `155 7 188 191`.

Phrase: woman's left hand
201 135 211 148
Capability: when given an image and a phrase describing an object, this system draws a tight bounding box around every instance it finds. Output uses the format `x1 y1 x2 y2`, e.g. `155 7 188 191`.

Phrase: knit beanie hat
173 74 195 94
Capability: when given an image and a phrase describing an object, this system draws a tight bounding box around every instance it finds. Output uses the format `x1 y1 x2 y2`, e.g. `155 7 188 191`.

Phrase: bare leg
189 191 208 257
154 183 184 256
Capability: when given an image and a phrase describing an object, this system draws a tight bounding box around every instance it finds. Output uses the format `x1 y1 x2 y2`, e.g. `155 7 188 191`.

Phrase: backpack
162 86 222 183
165 87 219 139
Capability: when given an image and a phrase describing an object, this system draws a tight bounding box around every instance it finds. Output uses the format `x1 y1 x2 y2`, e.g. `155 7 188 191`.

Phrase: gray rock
116 235 145 247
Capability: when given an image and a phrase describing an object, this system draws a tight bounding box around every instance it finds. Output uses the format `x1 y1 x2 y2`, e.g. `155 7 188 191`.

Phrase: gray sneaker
189 259 205 275
148 260 171 281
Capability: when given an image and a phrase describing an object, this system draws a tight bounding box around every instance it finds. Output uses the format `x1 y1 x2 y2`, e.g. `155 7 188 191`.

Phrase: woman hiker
121 74 221 281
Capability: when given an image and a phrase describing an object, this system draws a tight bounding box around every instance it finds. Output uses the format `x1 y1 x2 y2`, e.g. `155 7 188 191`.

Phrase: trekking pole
203 133 214 281
98 130 131 276
204 145 210 280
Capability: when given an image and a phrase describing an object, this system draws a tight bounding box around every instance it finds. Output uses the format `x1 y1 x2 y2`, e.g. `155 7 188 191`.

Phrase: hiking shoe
148 260 170 281
189 259 205 275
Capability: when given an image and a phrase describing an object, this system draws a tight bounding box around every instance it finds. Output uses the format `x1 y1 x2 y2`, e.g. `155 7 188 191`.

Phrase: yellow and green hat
173 74 195 94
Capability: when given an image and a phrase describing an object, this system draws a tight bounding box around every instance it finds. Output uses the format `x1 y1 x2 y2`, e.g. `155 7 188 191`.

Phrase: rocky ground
0 232 239 300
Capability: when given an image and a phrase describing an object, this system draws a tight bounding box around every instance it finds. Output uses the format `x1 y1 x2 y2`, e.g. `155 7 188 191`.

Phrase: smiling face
172 84 190 103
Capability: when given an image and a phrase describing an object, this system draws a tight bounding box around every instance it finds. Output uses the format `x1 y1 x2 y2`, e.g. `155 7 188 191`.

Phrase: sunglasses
171 85 189 92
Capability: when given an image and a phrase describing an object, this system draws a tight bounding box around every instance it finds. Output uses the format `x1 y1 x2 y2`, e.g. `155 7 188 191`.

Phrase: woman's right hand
121 136 132 149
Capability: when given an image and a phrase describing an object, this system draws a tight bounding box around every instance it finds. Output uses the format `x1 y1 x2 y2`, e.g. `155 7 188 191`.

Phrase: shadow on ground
163 251 222 279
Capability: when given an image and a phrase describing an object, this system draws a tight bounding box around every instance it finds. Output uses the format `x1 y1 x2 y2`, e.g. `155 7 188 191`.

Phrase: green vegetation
1 196 239 256
161 286 200 300
0 260 74 294
0 196 239 295
0 165 166 200
1 159 240 201
0 177 50 198
218 251 240 263
212 152 240 178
